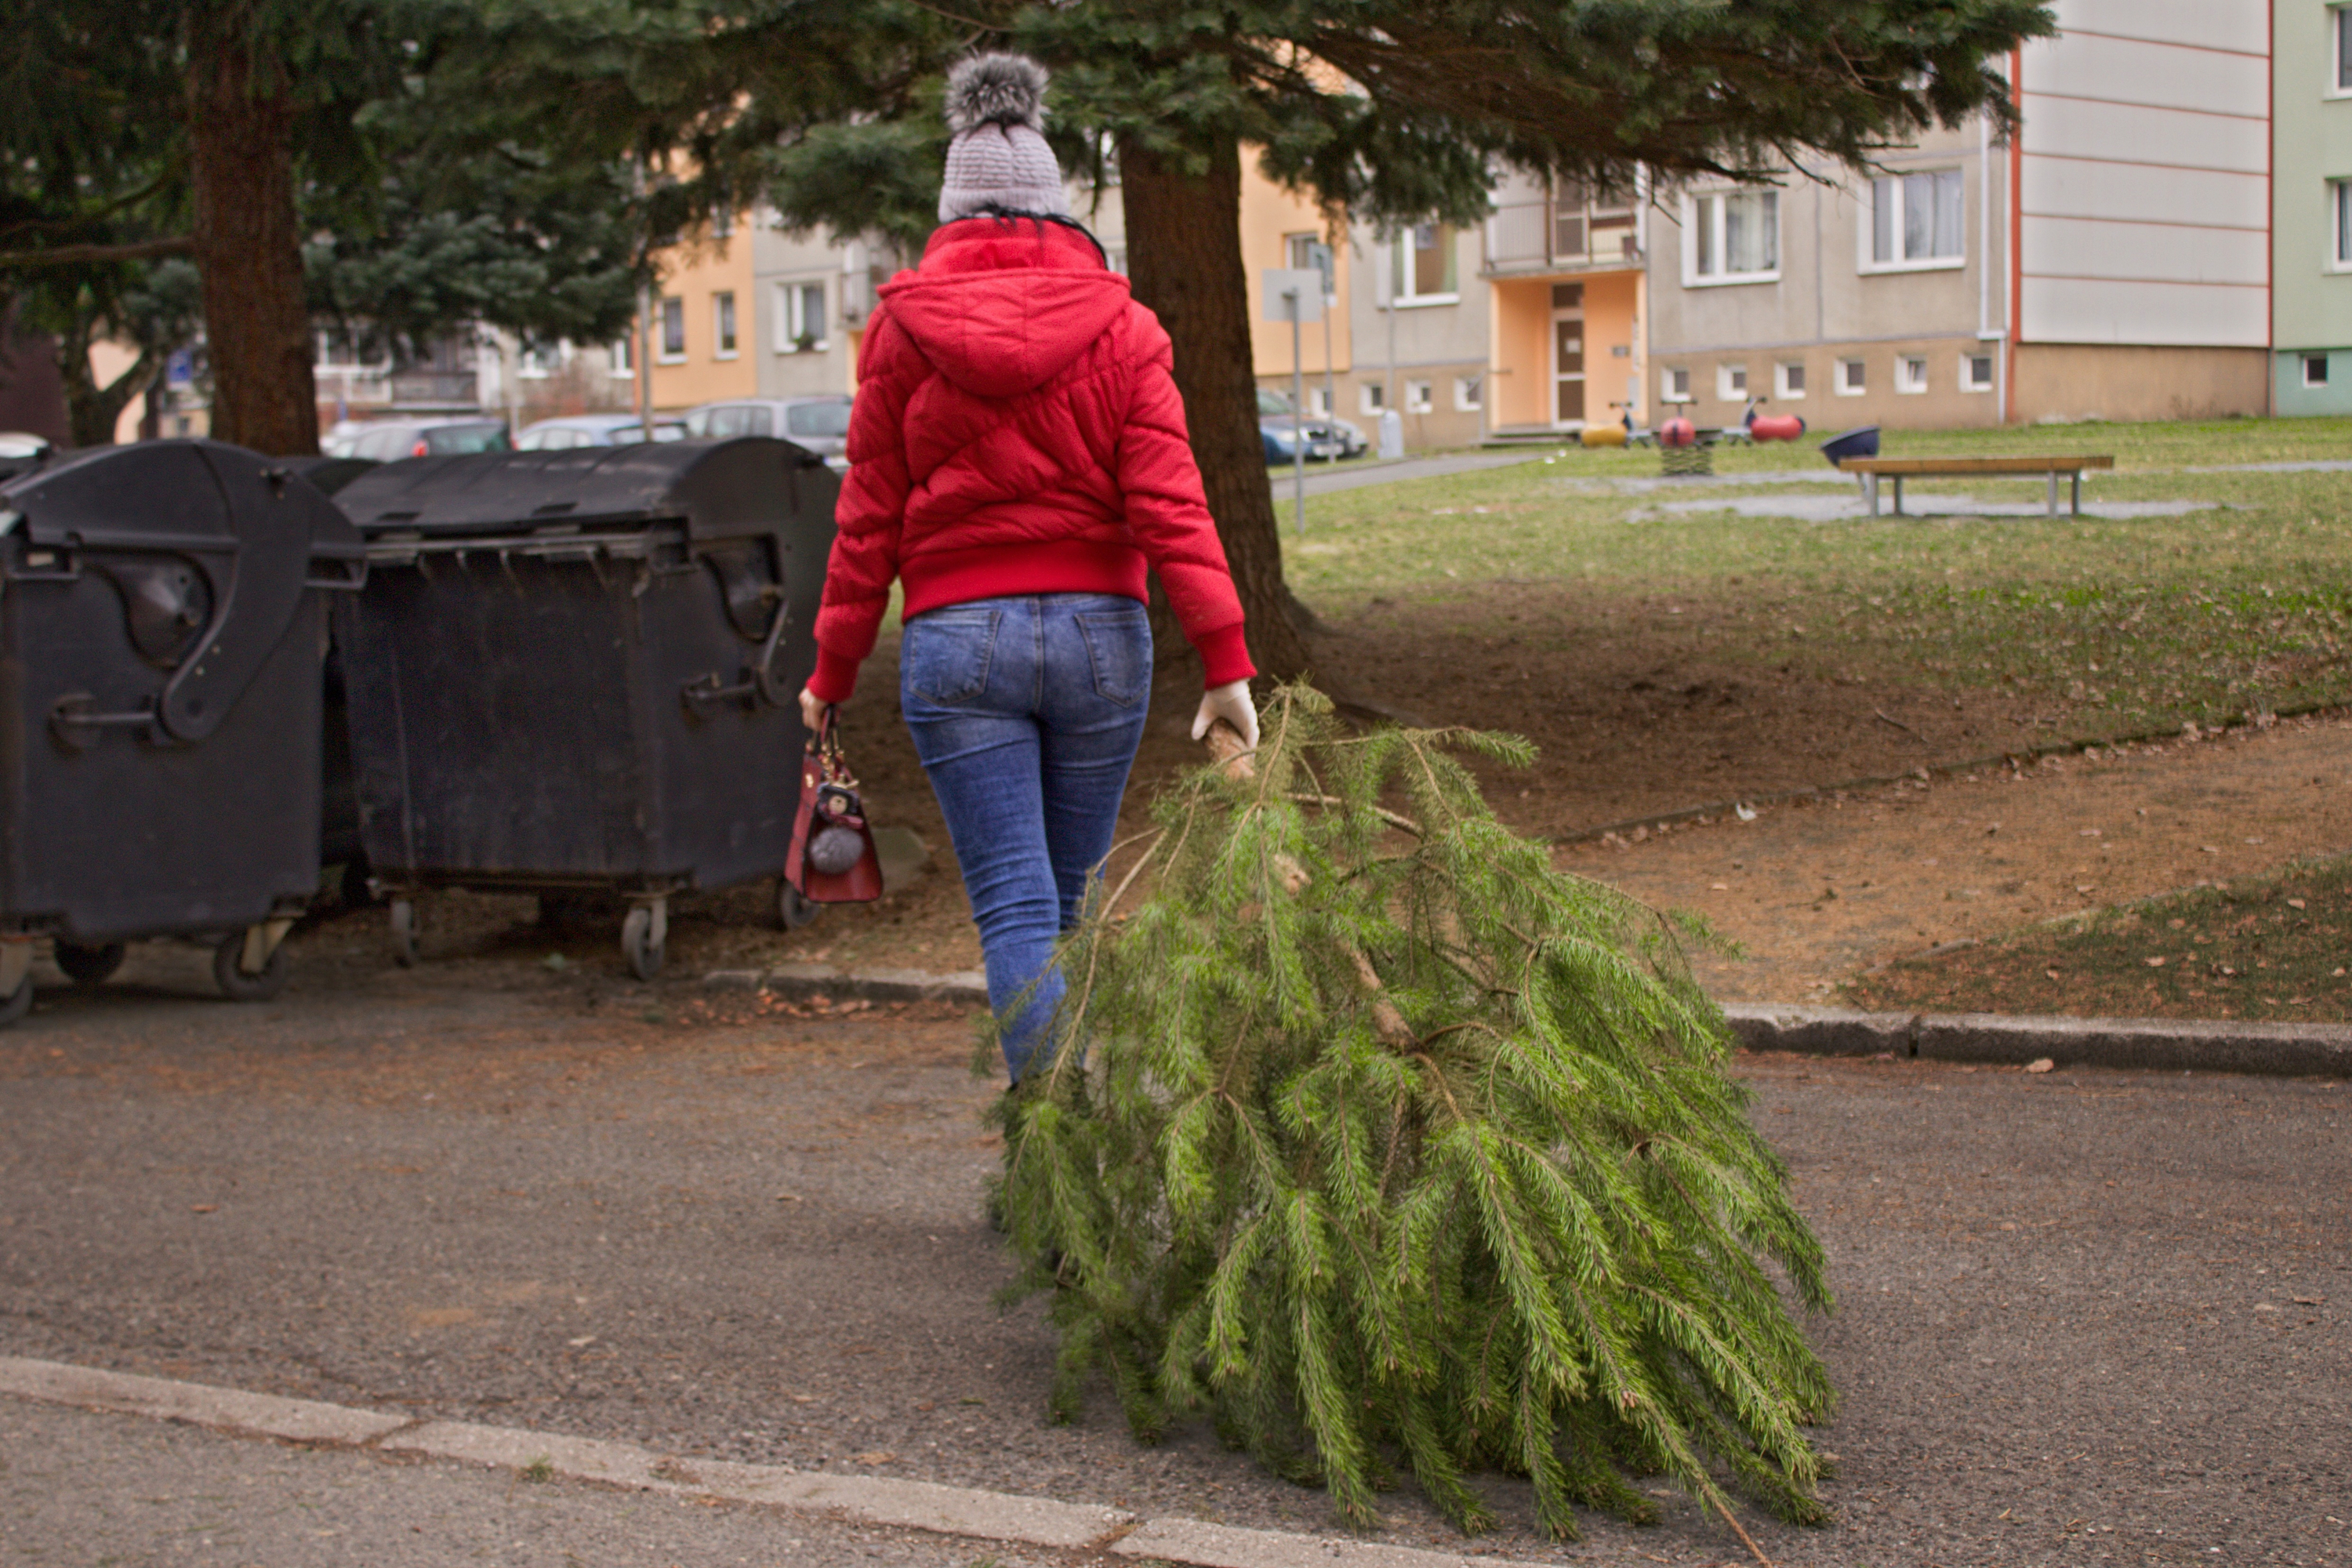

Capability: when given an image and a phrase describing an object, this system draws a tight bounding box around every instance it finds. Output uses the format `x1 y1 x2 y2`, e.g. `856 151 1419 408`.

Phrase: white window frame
657 297 687 363
1860 168 1966 274
713 292 739 360
1454 374 1483 412
774 280 829 353
2306 354 2333 389
1960 351 1995 393
1359 381 1385 415
1661 366 1692 404
609 335 634 377
1774 361 1806 400
1404 379 1434 414
1681 188 1779 287
1715 363 1748 402
1835 358 1866 397
2334 6 2352 98
2332 180 2352 271
1307 386 1330 417
1895 354 1929 395
1388 224 1460 308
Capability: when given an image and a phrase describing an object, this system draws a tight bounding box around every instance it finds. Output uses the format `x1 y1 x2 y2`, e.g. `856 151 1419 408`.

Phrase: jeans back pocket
1074 604 1152 708
902 606 1001 706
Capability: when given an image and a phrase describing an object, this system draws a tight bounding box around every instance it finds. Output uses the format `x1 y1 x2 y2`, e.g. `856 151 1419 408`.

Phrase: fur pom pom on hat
938 53 1070 223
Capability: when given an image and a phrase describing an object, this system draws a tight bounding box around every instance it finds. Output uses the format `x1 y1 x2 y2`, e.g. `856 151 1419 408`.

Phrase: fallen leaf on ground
851 1450 898 1465
2024 1058 2056 1074
2287 898 2307 910
189 1204 216 1214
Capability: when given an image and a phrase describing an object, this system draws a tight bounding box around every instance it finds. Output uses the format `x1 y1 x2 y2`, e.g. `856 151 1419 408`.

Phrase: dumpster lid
0 439 363 562
328 437 822 539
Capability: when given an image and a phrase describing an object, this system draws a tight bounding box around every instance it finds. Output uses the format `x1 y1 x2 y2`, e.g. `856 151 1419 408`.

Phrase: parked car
0 432 52 481
1256 390 1357 465
682 397 853 465
333 419 511 461
514 413 688 449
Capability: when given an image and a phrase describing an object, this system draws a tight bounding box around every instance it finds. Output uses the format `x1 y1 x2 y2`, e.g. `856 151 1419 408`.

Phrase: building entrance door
1551 281 1584 426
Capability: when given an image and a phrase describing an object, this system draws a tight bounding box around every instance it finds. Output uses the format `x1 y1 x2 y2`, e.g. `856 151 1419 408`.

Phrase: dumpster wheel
213 930 290 1003
775 878 823 931
622 901 667 982
55 942 126 987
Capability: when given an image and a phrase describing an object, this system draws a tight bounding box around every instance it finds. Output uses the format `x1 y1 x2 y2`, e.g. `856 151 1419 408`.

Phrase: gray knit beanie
938 53 1070 224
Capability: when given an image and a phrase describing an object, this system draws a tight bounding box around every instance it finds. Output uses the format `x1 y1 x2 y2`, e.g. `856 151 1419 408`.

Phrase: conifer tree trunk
1118 139 1310 681
185 2 318 456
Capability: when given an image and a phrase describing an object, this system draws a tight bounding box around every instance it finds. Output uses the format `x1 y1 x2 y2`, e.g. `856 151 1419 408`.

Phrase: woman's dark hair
952 206 1110 266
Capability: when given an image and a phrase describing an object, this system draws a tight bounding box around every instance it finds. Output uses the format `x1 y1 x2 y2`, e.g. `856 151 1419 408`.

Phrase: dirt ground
257 613 2352 1022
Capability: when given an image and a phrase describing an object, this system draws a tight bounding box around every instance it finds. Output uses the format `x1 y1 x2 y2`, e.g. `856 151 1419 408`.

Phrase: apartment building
2275 0 2352 414
1643 0 2274 431
1483 169 1647 435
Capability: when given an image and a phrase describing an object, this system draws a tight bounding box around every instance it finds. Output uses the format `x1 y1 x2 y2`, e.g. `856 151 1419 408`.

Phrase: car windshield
425 424 510 455
612 422 686 445
786 401 851 438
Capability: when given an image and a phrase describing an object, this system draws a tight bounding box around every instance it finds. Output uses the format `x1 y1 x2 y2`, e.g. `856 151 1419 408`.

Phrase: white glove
1191 680 1259 750
798 686 830 734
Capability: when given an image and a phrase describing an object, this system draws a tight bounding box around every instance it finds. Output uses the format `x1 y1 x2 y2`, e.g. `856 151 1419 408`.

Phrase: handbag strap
808 705 858 789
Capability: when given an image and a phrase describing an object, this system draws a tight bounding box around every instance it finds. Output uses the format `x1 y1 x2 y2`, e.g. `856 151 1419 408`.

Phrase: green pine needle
993 684 1837 1541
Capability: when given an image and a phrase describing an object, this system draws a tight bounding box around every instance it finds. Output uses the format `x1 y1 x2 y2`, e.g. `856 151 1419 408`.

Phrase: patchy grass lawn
1290 416 2352 744
1842 853 2352 1024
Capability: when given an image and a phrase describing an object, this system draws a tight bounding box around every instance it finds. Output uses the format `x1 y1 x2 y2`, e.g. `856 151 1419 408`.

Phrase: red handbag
787 708 884 903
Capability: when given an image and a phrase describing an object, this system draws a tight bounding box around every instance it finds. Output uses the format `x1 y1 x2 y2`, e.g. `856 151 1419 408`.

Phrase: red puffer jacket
805 218 1254 702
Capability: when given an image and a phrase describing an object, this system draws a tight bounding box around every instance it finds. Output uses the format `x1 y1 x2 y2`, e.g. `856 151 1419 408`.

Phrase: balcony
1485 191 1642 278
387 368 482 408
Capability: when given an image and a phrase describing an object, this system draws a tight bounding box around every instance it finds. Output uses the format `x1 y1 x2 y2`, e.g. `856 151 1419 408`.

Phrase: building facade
2274 0 2352 414
1483 169 1648 436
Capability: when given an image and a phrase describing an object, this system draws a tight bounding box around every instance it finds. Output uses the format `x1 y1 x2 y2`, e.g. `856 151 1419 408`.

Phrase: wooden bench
1836 454 2116 517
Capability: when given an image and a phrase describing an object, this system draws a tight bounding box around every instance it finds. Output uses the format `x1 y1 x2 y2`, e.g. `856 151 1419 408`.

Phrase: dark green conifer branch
990 684 1838 1543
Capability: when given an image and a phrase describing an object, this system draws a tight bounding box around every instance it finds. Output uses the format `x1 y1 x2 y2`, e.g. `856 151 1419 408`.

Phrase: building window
2308 354 2333 388
2336 180 2352 269
713 205 734 240
1454 374 1483 412
1390 223 1458 305
713 292 738 358
1896 354 1929 394
659 296 687 361
1867 169 1965 269
1962 353 1995 393
1359 381 1385 414
1716 363 1748 402
518 341 557 379
1662 366 1692 403
776 281 827 352
1775 361 1806 399
1686 190 1778 285
1405 379 1434 414
1836 358 1866 396
1286 232 1334 296
1306 386 1330 417
2339 6 2352 93
611 333 633 376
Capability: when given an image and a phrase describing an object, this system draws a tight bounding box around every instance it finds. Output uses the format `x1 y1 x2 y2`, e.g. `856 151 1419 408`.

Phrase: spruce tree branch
0 235 196 267
1290 792 1421 836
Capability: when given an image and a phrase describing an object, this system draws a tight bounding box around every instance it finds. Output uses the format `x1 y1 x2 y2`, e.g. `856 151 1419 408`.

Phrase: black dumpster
0 440 367 1021
330 438 837 978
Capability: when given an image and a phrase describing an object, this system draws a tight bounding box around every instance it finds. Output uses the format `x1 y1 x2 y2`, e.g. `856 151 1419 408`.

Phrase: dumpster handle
48 692 161 752
680 597 794 715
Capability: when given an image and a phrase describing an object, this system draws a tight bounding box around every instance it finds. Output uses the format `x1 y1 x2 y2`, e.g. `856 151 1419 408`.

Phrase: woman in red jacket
798 54 1258 1082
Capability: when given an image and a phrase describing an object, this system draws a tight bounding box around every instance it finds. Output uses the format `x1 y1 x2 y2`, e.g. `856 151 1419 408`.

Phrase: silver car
515 413 688 449
683 397 854 465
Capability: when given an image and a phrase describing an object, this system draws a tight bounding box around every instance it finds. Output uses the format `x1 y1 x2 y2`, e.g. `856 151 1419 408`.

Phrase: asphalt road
2 951 2347 1566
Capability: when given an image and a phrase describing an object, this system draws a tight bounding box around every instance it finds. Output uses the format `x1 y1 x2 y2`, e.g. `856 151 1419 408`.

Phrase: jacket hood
880 219 1131 398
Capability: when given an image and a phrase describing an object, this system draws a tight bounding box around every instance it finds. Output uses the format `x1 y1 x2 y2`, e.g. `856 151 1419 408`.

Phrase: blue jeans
899 593 1152 1081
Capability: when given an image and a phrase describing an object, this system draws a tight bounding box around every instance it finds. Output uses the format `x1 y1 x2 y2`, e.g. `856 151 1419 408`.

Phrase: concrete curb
0 1357 1497 1566
714 964 2352 1080
1719 1002 2352 1078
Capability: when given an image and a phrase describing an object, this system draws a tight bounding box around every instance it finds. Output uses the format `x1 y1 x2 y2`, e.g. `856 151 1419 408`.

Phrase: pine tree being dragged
991 684 1838 1545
